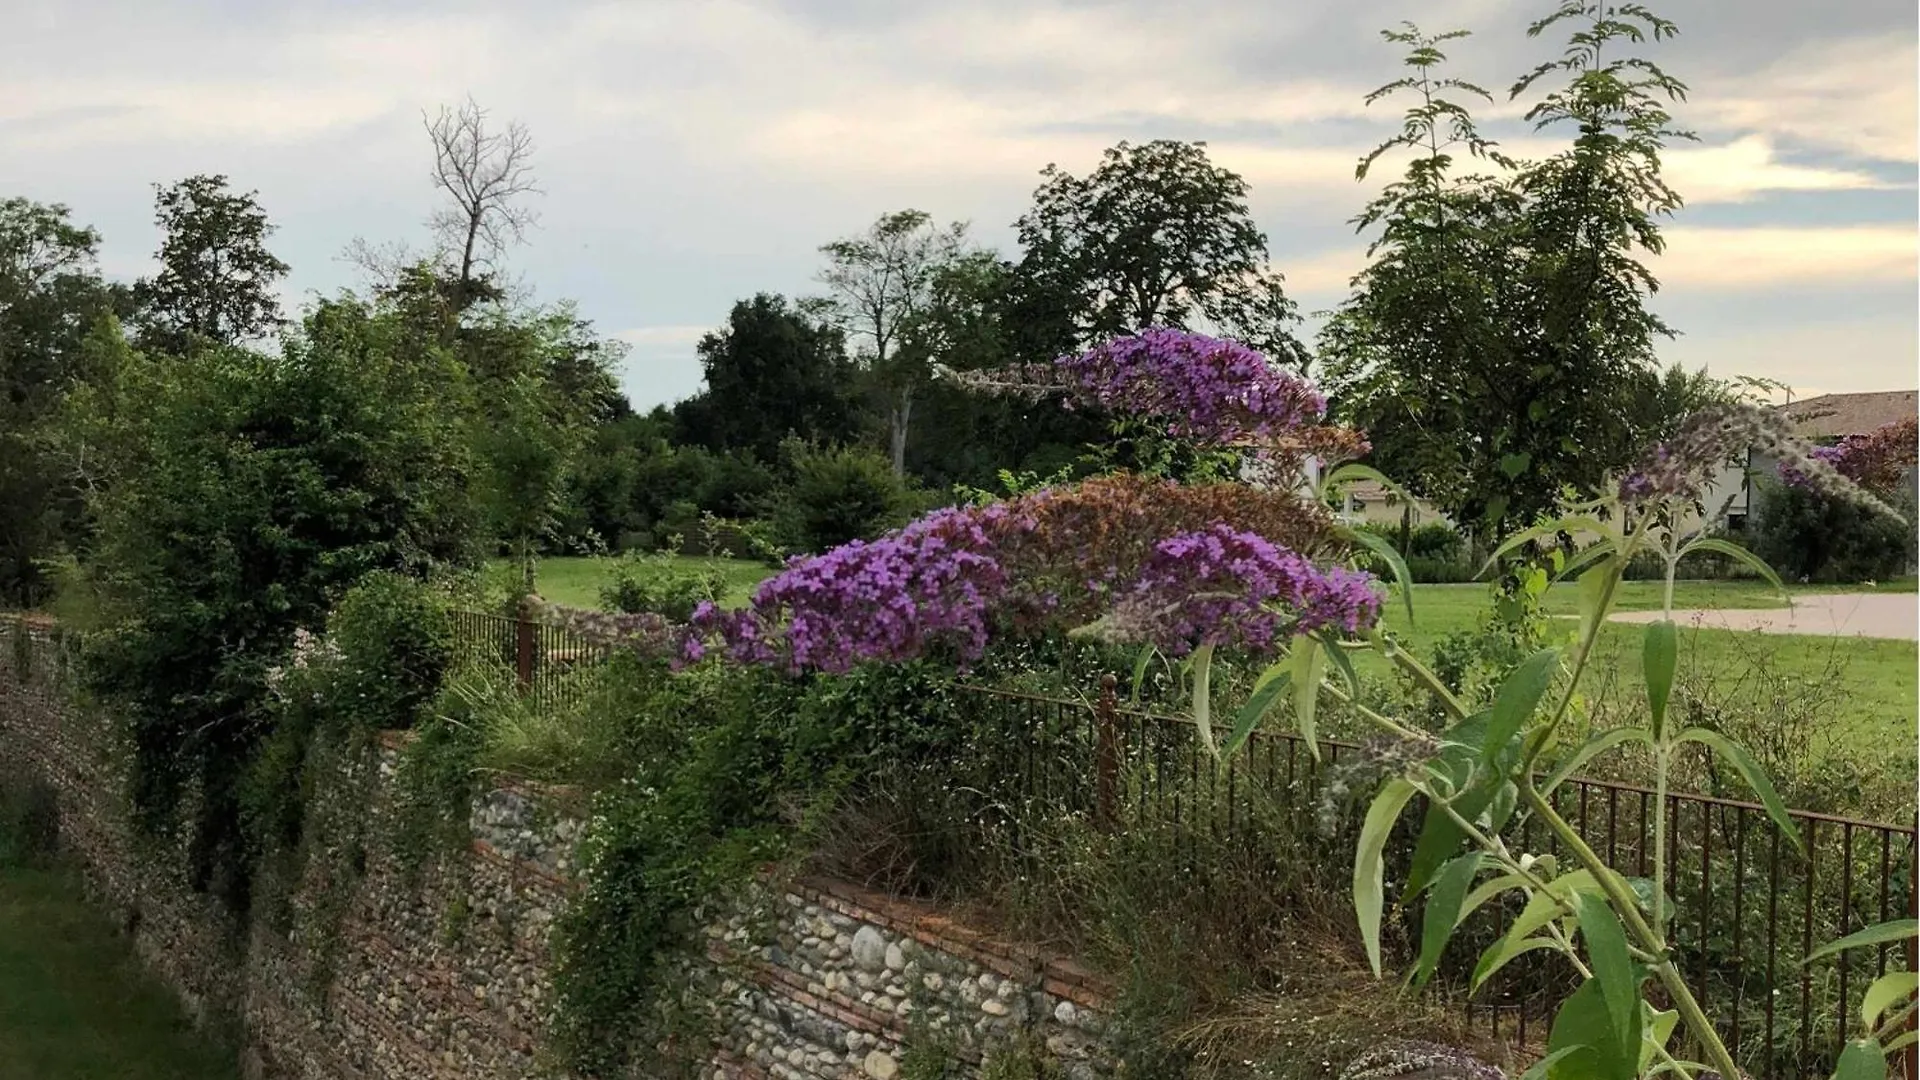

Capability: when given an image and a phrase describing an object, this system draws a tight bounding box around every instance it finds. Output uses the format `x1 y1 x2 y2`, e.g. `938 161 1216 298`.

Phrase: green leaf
1411 852 1483 989
1680 537 1788 601
1576 557 1619 639
1344 526 1416 625
1888 1030 1919 1053
1574 893 1643 1067
1806 920 1920 965
1129 645 1156 707
1553 539 1617 583
1481 515 1609 577
1546 978 1639 1080
1500 452 1532 479
1472 935 1561 993
1675 727 1803 853
1322 462 1419 506
1458 872 1529 926
1291 638 1325 760
1860 971 1917 1031
1639 1005 1679 1074
1832 1038 1888 1080
1354 778 1417 978
1191 643 1217 755
1224 670 1289 757
1642 620 1677 740
1484 648 1560 766
1516 1047 1585 1080
1541 727 1651 797
1316 626 1361 694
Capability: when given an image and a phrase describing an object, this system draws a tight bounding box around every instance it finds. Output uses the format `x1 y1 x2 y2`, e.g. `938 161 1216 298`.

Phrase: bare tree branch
424 96 541 300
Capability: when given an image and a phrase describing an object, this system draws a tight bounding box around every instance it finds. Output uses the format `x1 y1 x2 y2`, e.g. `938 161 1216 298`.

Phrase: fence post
1095 673 1119 830
1905 834 1918 1080
514 600 536 693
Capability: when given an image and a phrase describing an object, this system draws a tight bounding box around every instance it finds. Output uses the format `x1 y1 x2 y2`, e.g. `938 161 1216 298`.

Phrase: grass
1370 578 1918 775
502 554 776 610
0 865 237 1080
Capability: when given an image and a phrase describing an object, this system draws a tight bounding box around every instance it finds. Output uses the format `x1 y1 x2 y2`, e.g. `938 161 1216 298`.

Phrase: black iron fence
447 608 611 710
942 683 1918 1080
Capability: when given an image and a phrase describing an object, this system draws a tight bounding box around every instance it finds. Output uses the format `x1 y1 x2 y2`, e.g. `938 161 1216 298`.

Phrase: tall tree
0 198 121 602
816 210 973 475
1323 7 1691 537
1013 139 1307 369
672 294 860 463
132 175 289 355
425 96 539 308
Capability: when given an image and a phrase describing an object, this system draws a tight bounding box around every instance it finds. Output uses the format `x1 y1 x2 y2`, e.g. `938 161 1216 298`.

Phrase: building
1709 390 1918 532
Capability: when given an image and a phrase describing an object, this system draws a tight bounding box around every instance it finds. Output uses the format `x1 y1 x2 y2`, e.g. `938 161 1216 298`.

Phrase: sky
2 0 1914 411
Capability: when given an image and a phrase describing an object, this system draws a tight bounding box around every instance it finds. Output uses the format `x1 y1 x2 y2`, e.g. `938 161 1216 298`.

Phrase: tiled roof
1778 391 1918 439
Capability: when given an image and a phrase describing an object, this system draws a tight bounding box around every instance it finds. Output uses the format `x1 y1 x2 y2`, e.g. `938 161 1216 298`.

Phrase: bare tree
425 96 540 304
816 209 972 476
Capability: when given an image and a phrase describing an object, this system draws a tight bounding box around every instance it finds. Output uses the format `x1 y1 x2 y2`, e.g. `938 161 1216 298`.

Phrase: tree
0 198 122 603
1013 139 1307 369
1322 9 1690 537
425 96 539 308
73 297 481 900
132 175 289 355
815 210 973 476
672 294 861 463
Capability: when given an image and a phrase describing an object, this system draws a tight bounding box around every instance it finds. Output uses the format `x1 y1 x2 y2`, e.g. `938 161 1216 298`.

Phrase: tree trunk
888 387 913 478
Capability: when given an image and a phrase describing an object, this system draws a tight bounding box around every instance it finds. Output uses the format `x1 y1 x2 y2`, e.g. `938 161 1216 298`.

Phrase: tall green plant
1186 408 1911 1080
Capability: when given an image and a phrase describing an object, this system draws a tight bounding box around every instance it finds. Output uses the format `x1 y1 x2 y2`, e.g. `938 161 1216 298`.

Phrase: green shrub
767 441 917 553
326 571 456 733
598 552 726 621
1749 475 1915 583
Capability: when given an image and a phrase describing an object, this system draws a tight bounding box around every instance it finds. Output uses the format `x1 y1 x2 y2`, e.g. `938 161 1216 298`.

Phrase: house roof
1778 391 1918 439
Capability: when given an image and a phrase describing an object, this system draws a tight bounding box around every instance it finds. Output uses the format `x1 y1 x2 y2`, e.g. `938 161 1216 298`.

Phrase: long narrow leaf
1642 620 1678 740
1542 727 1651 797
1191 643 1217 756
1516 1047 1585 1080
1860 971 1917 1031
1224 671 1289 757
1676 727 1804 852
1344 526 1416 625
1355 778 1418 978
1484 648 1560 766
1473 935 1561 994
1832 1039 1888 1080
1481 515 1609 577
1574 893 1643 1066
1316 626 1361 693
1291 638 1324 760
1412 852 1483 989
1680 536 1788 601
1805 919 1920 965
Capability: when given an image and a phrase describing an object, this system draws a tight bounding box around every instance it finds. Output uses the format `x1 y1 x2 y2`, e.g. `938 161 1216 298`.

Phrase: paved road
1606 593 1919 641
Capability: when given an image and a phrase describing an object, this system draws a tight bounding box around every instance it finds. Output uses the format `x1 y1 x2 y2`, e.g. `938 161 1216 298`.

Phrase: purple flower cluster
1094 524 1382 657
688 503 1035 674
1621 403 1849 509
942 328 1328 448
1057 329 1327 444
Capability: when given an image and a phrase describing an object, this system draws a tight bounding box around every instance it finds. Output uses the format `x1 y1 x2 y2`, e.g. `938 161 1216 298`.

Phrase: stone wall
0 622 1114 1080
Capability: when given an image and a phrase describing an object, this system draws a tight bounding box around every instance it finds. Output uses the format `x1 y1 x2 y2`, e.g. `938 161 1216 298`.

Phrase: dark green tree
672 293 861 463
1013 139 1307 368
74 296 481 902
131 175 290 355
0 198 123 603
1323 7 1692 537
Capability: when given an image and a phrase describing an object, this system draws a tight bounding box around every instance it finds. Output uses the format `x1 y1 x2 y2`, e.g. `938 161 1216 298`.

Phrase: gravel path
1605 593 1919 641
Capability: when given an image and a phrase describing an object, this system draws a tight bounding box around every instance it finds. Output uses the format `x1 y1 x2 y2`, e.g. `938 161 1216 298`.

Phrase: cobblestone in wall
0 625 1116 1080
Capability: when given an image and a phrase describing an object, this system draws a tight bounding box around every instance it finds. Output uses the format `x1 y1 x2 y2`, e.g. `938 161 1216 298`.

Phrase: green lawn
0 866 237 1080
1370 579 1918 768
505 555 776 609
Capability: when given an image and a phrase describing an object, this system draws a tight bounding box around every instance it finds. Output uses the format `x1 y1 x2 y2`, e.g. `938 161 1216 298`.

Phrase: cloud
1658 226 1916 289
1690 33 1918 164
614 325 709 348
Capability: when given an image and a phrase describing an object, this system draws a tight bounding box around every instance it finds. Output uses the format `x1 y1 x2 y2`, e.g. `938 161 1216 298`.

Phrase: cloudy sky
4 0 1914 409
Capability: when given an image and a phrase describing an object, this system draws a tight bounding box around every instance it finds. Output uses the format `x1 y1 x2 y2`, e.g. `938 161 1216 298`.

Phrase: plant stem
1319 681 1428 743
1520 781 1740 1080
1381 643 1472 722
1653 741 1669 943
